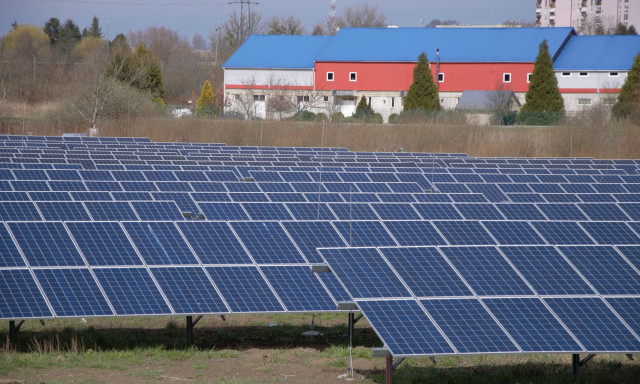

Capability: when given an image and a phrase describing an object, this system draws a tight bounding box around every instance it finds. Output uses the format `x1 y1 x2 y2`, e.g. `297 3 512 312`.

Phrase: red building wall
315 62 535 93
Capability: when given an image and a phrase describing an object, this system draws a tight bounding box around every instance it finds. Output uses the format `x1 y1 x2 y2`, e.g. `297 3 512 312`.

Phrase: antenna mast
329 0 336 33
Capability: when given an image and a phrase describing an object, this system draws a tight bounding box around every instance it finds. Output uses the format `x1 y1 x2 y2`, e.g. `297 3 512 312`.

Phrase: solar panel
382 221 447 246
481 221 545 245
605 297 640 336
381 247 471 296
537 203 588 221
578 203 630 221
260 266 336 311
432 221 496 245
495 203 546 221
150 267 228 314
318 248 410 299
34 269 113 317
0 202 42 221
281 221 346 264
122 221 198 265
0 269 52 318
413 203 462 220
357 300 455 356
580 221 640 245
242 202 293 221
67 222 142 266
131 201 184 220
84 201 138 220
205 266 284 312
93 268 171 315
420 299 519 353
499 246 594 295
9 222 85 266
177 221 252 264
440 246 533 295
455 203 504 220
543 297 640 352
285 202 336 220
372 203 421 220
231 221 306 264
482 298 582 352
557 245 640 294
332 220 397 247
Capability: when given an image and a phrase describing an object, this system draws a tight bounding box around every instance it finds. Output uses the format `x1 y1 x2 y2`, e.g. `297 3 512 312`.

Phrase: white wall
224 68 315 87
556 71 628 90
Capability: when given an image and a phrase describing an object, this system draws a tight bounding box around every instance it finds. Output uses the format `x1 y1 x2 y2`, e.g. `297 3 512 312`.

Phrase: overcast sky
1 0 535 42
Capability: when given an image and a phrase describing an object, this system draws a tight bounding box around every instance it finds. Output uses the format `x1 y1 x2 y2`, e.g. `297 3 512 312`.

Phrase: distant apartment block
536 0 638 33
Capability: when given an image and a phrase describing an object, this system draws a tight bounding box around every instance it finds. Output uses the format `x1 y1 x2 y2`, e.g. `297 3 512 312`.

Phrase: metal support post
572 354 580 377
186 316 193 345
8 320 24 346
348 312 354 344
386 355 393 384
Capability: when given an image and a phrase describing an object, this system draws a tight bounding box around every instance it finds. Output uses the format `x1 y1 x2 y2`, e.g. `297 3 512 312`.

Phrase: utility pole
228 0 259 42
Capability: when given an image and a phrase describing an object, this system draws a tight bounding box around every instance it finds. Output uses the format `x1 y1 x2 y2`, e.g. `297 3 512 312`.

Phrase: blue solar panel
358 300 455 356
413 203 462 220
383 221 447 246
197 202 249 220
432 221 496 245
318 248 410 299
0 269 52 318
10 180 50 191
619 203 640 220
84 201 138 220
34 269 112 317
580 222 640 245
0 202 41 221
0 224 25 267
231 221 305 263
499 245 593 295
206 266 284 312
605 297 640 336
190 182 227 192
49 181 87 192
67 221 142 266
544 297 640 352
120 181 158 192
381 247 472 297
9 222 85 266
333 221 397 247
283 202 334 220
123 222 198 265
483 298 582 352
94 268 171 315
557 245 640 294
531 221 593 245
578 203 630 221
507 193 546 203
242 202 293 220
281 221 346 264
229 192 270 202
537 203 588 221
260 266 336 311
177 221 252 264
372 203 421 220
85 181 122 191
29 191 72 201
328 203 378 220
482 221 545 245
421 299 519 354
258 182 294 193
150 267 228 314
131 201 184 220
317 272 351 302
36 201 91 221
495 203 546 220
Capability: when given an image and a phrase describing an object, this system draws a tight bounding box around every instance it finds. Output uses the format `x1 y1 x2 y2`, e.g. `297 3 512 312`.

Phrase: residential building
536 0 639 33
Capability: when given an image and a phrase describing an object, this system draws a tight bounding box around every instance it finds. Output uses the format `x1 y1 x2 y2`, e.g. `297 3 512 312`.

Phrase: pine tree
353 95 374 119
196 80 218 117
612 53 640 123
521 40 564 112
84 16 102 38
404 52 439 111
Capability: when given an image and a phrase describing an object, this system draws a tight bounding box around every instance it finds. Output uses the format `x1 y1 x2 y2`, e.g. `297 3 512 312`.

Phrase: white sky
1 0 535 42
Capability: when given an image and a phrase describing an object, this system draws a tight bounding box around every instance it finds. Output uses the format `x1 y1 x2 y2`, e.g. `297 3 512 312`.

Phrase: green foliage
521 40 564 112
116 46 166 100
83 16 103 39
404 52 440 111
515 110 564 126
388 113 400 124
613 53 640 124
58 19 82 54
43 17 61 45
153 97 167 113
290 110 327 121
352 95 375 120
196 80 218 117
614 23 638 35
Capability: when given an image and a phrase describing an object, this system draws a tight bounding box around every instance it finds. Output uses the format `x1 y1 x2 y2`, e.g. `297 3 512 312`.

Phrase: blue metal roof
553 35 640 71
315 27 575 63
223 35 332 69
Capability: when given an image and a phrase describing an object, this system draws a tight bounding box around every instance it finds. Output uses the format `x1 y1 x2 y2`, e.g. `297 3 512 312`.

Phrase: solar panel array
1 134 640 359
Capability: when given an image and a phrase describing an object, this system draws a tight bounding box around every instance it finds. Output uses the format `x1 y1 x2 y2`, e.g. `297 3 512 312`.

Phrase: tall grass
1 114 639 158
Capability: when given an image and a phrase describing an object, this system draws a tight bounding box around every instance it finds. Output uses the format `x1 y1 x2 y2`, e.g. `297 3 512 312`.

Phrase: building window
577 98 591 105
327 72 334 81
438 73 444 82
234 94 241 101
579 72 588 77
561 72 571 77
323 96 329 102
503 73 511 83
253 94 265 101
297 96 310 102
349 72 357 81
609 72 619 77
391 97 395 108
367 97 372 105
527 73 533 83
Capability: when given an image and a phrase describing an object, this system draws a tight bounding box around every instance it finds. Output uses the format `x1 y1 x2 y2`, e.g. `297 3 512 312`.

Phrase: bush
515 110 564 126
290 110 317 121
388 113 400 124
496 111 517 126
330 112 345 122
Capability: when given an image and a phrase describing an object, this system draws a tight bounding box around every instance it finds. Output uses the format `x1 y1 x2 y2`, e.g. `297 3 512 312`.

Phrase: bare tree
266 15 305 35
191 33 208 50
336 5 387 28
425 19 460 27
222 10 263 49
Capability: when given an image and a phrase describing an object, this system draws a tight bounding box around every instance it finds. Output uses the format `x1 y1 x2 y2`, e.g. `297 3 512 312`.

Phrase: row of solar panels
319 245 640 355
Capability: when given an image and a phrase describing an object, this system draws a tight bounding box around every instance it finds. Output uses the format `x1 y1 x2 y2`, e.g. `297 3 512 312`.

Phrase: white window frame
391 97 395 108
503 73 512 83
438 73 444 83
577 98 592 105
349 72 357 82
527 73 533 83
326 72 334 81
609 72 619 77
578 72 589 77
